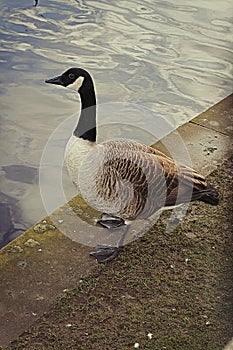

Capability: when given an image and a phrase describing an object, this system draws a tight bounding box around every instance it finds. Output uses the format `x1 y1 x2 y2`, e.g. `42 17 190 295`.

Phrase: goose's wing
138 143 219 207
97 140 178 218
145 148 201 200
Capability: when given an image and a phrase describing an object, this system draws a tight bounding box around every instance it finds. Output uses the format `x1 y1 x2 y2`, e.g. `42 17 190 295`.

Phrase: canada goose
45 68 219 262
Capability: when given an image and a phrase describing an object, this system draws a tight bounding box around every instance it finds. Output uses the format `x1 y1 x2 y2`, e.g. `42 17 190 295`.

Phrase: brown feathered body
75 139 219 220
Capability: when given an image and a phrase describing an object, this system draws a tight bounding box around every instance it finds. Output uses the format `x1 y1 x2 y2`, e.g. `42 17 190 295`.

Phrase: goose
45 68 219 262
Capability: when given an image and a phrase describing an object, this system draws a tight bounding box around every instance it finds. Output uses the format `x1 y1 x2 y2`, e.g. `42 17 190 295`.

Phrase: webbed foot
97 214 125 229
90 245 122 263
90 218 129 263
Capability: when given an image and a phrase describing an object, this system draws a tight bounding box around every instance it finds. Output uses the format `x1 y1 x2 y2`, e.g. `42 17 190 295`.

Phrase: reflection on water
0 0 232 246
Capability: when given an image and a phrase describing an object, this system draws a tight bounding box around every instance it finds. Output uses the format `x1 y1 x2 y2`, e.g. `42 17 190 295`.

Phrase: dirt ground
1 157 232 350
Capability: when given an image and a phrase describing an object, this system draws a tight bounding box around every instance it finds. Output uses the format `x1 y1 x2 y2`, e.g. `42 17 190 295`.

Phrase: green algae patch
0 193 99 271
0 216 62 268
3 157 232 350
33 223 56 234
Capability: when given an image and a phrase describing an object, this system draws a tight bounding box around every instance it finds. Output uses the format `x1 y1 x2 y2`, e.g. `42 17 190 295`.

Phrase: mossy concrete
0 94 232 348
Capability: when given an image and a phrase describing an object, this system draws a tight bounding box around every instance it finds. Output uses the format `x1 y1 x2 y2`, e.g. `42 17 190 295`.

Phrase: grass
1 158 232 350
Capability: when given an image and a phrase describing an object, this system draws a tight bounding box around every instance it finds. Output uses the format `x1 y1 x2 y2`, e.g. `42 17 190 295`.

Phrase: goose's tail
192 184 219 205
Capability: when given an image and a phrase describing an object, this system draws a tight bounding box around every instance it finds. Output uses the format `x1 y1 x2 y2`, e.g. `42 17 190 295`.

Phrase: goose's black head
45 68 93 93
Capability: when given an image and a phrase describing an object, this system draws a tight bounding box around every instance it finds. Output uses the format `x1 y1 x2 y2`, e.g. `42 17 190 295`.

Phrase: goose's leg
90 216 128 263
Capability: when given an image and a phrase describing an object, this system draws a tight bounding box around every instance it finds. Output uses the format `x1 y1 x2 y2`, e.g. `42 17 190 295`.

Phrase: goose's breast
65 136 95 189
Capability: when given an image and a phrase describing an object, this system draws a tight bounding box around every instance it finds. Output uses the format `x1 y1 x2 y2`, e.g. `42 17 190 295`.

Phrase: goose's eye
68 73 75 80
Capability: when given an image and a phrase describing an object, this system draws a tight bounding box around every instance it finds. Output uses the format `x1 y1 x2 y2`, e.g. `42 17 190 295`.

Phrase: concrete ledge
224 339 233 350
0 94 232 346
153 94 232 175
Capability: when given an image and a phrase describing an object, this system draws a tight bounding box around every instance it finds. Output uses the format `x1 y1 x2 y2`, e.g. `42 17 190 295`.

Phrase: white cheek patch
68 76 85 91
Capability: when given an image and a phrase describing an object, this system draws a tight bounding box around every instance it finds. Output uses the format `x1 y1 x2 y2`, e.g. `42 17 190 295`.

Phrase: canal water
0 0 232 246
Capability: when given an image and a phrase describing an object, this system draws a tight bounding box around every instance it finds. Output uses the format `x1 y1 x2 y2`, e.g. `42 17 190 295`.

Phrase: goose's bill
45 75 64 86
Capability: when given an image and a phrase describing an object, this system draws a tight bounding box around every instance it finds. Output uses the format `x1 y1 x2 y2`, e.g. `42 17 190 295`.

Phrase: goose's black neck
73 81 97 142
